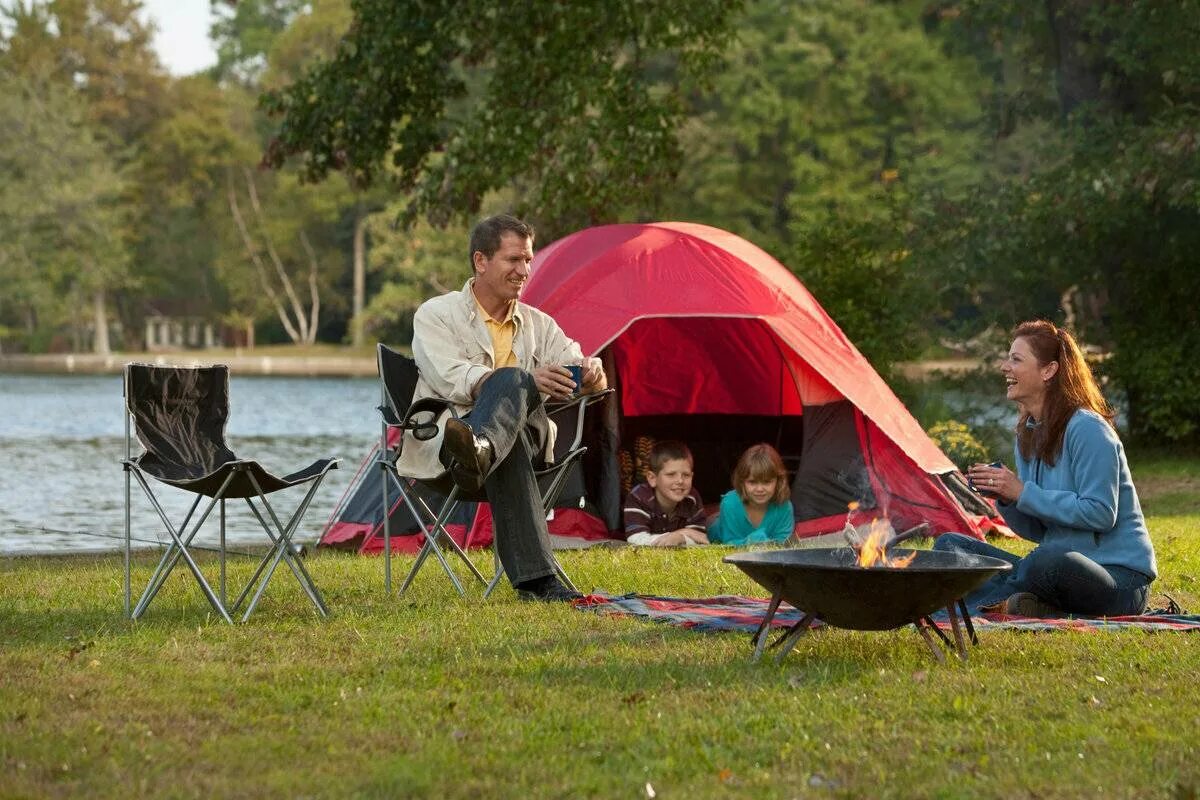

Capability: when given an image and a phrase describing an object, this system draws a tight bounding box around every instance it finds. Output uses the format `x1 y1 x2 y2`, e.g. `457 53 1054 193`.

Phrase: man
398 214 606 602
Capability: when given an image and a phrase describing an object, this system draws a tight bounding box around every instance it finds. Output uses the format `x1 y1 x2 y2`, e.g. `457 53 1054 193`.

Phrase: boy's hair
732 443 790 504
647 440 693 474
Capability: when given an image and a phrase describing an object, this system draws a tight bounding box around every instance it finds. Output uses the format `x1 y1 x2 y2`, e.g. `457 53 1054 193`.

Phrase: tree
210 0 309 86
260 0 742 236
656 0 990 371
916 0 1200 442
3 0 168 352
0 67 130 353
667 0 988 251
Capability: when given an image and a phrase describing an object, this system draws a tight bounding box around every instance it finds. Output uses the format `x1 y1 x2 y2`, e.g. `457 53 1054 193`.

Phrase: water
0 373 379 555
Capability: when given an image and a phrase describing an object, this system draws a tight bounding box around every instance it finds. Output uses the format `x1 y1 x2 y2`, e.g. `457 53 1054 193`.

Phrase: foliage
357 215 469 345
210 0 309 85
0 67 131 350
658 0 990 369
908 1 1200 444
666 0 989 252
787 209 928 374
261 0 742 236
926 419 990 471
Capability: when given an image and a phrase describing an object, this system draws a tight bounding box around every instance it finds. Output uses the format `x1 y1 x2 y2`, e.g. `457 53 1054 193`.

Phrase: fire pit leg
772 612 817 664
914 618 947 665
945 603 969 661
751 586 786 662
922 615 955 650
957 598 979 645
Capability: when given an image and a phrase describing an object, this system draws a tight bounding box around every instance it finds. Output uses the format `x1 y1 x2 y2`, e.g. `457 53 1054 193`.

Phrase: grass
2 458 1199 799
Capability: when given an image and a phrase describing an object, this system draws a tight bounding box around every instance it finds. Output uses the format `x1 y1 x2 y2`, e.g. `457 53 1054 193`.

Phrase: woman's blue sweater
999 409 1157 579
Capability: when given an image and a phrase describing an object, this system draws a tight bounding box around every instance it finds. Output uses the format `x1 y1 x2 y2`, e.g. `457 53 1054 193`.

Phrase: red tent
521 222 997 540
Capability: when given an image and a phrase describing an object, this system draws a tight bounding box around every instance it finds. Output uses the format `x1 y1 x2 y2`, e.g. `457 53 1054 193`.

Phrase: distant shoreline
0 351 378 378
0 351 982 379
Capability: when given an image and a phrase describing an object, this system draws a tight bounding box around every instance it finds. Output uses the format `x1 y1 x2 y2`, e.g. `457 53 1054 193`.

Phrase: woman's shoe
1004 591 1062 618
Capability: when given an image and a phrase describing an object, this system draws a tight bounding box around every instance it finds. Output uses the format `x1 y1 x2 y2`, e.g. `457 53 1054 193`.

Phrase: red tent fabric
526 222 953 473
522 222 995 539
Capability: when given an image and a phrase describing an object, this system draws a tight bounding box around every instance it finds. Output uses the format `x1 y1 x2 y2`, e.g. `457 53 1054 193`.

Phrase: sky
140 0 219 76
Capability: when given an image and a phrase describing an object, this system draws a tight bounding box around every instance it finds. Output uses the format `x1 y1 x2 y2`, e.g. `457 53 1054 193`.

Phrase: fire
854 518 917 569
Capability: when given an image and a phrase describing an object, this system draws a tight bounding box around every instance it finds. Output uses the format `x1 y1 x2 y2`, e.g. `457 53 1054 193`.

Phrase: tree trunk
1044 0 1104 118
92 290 111 355
352 205 368 347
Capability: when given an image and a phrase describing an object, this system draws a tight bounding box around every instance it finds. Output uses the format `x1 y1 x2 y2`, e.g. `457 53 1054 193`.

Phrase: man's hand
581 356 607 392
533 366 576 400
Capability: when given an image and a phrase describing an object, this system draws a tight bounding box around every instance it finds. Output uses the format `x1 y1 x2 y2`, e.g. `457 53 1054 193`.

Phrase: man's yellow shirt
477 297 518 368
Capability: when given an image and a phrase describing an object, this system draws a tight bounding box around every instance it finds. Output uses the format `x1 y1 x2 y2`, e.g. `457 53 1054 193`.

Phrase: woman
934 320 1156 617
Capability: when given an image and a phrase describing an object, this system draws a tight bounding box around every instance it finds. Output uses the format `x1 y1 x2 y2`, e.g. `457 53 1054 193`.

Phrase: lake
0 373 379 555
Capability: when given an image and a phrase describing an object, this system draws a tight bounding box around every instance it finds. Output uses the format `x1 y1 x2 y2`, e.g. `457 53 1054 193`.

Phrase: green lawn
2 455 1198 799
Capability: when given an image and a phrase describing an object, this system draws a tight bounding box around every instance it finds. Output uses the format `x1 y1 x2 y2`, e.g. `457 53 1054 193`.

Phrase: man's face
473 232 534 305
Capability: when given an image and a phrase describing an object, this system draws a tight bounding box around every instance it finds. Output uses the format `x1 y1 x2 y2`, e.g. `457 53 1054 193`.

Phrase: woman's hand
968 463 1023 504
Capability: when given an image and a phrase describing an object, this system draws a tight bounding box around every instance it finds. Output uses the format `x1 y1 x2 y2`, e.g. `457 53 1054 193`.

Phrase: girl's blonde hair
732 443 790 505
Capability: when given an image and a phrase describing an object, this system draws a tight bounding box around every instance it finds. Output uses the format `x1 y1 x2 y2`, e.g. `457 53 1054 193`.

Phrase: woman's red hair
1012 320 1115 465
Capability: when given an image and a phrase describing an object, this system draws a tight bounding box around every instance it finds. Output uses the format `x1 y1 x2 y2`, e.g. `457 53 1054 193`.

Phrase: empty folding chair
374 344 610 597
122 364 339 622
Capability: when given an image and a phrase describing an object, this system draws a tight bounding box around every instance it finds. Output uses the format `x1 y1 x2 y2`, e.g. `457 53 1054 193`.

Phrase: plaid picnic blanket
574 593 1200 633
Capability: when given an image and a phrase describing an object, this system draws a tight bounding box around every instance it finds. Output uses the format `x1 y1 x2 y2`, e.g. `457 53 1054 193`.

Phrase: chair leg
219 498 227 608
236 492 328 616
123 462 132 619
483 550 505 598
397 494 466 596
131 474 234 623
134 492 203 615
406 490 487 585
234 472 331 620
381 455 392 594
394 484 487 597
400 536 467 597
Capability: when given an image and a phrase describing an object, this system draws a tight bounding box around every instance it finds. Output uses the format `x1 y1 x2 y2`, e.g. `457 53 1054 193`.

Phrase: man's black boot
441 418 494 492
515 575 583 603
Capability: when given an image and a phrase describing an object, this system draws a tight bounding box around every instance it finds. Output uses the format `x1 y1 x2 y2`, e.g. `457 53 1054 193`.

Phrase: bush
926 420 990 472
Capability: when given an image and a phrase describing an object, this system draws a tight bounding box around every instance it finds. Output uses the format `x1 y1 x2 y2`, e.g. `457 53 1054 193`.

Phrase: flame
855 518 917 569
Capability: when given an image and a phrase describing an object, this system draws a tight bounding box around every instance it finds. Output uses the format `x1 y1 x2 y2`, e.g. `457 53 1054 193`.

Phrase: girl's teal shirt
709 489 795 545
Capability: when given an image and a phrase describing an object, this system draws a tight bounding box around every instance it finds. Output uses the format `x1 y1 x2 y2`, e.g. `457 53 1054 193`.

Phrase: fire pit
724 547 1012 663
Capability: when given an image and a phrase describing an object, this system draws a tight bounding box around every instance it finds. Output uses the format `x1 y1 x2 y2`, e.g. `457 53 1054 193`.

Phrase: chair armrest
402 397 455 441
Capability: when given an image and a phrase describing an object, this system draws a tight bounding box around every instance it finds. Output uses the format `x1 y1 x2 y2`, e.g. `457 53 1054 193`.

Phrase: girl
934 320 1156 616
709 443 795 546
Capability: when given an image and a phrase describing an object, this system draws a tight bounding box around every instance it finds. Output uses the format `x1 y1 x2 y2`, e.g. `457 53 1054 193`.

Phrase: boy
623 441 709 546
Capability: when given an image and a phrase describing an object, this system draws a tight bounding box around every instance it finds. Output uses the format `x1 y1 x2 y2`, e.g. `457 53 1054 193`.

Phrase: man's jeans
933 533 1151 616
458 367 556 587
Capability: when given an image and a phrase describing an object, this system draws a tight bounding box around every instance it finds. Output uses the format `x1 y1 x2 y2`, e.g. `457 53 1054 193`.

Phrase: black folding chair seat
375 344 611 597
122 364 339 623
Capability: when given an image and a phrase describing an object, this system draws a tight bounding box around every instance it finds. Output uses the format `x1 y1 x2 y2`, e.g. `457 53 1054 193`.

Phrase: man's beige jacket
395 279 584 480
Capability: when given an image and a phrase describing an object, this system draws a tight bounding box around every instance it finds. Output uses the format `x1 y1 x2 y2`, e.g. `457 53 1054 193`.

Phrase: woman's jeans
932 533 1151 616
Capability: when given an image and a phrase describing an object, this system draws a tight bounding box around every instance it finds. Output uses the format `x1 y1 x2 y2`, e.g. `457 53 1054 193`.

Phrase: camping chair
122 364 339 623
375 344 611 597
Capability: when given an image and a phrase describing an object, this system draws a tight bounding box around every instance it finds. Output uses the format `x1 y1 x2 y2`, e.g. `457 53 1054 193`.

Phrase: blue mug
969 461 1004 498
566 364 584 396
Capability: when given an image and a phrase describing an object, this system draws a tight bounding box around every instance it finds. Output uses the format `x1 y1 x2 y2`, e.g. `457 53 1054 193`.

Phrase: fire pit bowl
724 547 1013 662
